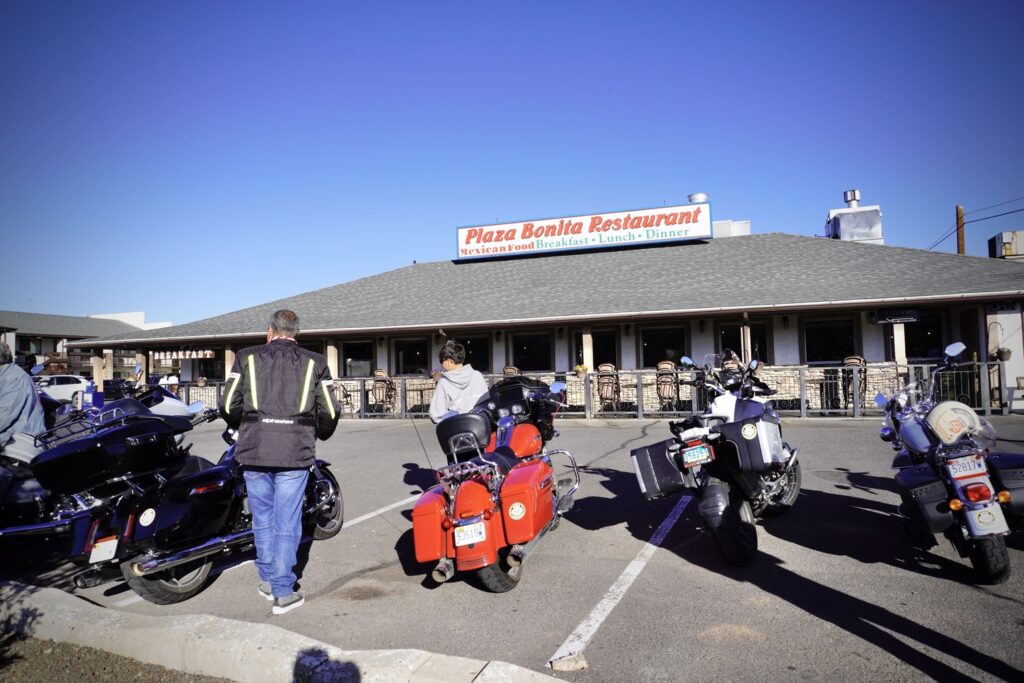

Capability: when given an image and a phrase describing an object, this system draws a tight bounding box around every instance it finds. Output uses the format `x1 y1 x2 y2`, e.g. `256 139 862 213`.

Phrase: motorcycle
631 350 801 565
0 390 344 604
412 376 579 592
875 341 1024 584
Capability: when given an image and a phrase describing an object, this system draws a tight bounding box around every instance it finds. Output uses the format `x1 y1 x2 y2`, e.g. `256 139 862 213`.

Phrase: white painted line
345 495 419 528
548 494 693 667
115 594 144 607
221 559 253 574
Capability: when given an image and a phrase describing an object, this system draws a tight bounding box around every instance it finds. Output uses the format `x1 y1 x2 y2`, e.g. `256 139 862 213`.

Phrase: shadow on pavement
0 582 42 669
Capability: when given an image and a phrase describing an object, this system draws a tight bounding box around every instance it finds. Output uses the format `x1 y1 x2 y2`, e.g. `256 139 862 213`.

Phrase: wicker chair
371 369 396 413
656 360 678 411
842 355 867 410
596 363 620 412
502 366 520 376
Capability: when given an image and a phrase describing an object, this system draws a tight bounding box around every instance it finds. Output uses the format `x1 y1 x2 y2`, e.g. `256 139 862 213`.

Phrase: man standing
219 310 340 614
0 341 45 445
429 340 488 423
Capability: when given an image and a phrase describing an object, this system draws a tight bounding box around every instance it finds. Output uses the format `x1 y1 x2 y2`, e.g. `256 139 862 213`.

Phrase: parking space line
115 594 144 607
344 495 419 528
548 494 693 668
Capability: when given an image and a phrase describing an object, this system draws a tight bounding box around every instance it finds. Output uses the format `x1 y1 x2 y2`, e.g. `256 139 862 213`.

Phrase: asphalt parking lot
7 416 1024 681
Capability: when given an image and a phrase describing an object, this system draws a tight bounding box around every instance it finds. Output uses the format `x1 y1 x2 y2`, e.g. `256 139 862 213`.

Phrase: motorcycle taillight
963 482 992 503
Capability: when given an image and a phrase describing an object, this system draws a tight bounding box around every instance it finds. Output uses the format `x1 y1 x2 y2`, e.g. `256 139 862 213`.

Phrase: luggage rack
436 459 500 495
33 409 165 450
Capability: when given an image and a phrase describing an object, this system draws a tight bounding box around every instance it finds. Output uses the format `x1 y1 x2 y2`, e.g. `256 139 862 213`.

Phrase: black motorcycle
631 351 801 564
0 393 343 604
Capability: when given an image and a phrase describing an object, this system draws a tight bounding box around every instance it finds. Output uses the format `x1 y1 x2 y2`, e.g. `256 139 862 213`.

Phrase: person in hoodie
429 340 489 423
0 341 46 446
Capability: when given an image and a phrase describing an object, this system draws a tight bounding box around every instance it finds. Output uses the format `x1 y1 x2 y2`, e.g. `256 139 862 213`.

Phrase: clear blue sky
2 1 1022 326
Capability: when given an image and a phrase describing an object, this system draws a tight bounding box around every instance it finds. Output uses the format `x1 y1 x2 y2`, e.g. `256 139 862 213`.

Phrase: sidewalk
0 582 557 682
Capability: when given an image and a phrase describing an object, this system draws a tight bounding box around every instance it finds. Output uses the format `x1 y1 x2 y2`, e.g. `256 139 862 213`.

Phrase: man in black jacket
219 309 339 614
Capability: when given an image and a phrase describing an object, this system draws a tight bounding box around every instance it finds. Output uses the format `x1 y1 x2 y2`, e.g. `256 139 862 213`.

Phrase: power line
927 194 1024 251
964 194 1024 216
964 206 1024 224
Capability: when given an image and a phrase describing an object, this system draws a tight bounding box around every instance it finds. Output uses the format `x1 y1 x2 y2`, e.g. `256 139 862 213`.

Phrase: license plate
681 444 712 468
89 535 118 563
454 521 486 547
947 455 986 479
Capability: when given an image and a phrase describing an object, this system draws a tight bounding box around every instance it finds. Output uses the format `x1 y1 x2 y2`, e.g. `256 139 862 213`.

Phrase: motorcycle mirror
874 392 888 408
679 356 694 367
879 426 896 442
944 341 966 358
187 400 205 414
549 381 566 394
748 359 759 371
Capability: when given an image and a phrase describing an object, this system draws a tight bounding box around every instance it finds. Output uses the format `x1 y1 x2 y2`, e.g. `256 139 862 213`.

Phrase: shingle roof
0 310 141 339
69 233 1024 347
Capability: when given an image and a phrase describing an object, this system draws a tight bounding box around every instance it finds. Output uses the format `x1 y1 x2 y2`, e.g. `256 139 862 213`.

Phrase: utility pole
956 204 965 255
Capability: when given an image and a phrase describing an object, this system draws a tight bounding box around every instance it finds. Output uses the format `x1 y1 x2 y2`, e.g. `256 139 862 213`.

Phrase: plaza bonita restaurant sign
455 202 712 260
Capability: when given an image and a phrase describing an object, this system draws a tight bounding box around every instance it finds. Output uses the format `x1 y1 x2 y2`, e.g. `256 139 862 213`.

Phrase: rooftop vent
826 189 883 245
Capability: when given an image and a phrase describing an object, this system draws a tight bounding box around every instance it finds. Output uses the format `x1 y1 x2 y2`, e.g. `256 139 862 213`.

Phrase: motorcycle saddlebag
630 439 694 500
895 464 953 533
714 415 785 473
987 451 1024 518
412 485 447 564
500 460 554 545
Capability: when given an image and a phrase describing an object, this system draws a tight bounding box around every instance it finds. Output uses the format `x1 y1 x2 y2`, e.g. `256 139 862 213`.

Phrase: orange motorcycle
412 377 577 592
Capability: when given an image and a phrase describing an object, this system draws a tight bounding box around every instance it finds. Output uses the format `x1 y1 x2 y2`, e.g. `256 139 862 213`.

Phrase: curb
0 582 557 682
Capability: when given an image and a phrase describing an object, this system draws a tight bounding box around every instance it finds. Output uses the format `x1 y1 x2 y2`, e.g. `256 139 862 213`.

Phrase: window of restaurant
394 338 429 375
342 341 374 377
16 337 41 354
640 326 687 368
717 321 771 364
804 318 856 364
573 329 618 368
888 314 945 361
197 357 224 380
459 335 491 373
510 332 553 371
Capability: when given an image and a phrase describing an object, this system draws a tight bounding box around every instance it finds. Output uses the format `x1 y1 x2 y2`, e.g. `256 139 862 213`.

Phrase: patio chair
597 363 620 412
842 355 867 411
333 380 355 414
656 360 678 411
502 366 520 376
371 369 396 413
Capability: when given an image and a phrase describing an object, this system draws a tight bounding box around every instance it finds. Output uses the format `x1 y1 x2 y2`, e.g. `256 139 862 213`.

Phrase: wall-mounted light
495 330 502 341
868 311 877 325
624 324 632 335
698 320 705 333
782 315 789 330
557 327 564 339
377 336 385 347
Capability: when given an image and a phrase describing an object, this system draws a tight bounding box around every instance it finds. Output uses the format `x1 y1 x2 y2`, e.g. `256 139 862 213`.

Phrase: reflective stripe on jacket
219 338 340 468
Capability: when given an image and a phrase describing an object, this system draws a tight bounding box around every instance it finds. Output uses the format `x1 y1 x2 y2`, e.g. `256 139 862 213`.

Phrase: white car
34 374 92 403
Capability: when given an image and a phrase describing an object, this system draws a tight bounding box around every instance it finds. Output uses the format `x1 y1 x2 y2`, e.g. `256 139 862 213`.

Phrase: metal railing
171 361 1011 420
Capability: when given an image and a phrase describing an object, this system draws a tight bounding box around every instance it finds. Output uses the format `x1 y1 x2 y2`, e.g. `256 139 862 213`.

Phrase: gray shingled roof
69 233 1024 347
0 310 141 339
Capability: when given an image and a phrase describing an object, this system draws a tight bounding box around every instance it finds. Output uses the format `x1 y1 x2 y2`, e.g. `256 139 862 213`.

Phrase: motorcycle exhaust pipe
130 529 253 577
72 569 106 589
431 558 454 583
507 519 556 567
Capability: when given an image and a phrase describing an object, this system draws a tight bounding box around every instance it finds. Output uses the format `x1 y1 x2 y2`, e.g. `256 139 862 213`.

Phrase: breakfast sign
455 202 712 260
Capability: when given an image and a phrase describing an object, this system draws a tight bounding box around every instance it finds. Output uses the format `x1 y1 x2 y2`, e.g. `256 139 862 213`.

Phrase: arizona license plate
454 521 486 547
946 455 986 479
681 444 712 468
89 535 118 563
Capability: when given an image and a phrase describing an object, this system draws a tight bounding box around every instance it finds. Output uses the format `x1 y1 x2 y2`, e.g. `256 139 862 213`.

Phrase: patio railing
172 361 1013 419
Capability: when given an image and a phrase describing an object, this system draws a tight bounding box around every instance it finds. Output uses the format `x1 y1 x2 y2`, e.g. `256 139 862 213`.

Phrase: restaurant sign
455 202 712 260
154 350 216 360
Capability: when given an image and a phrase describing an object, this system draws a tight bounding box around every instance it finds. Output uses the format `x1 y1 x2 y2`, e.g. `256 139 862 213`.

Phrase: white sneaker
272 592 304 615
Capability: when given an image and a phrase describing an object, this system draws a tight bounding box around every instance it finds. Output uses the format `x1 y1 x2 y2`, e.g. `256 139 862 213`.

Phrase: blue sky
2 1 1022 326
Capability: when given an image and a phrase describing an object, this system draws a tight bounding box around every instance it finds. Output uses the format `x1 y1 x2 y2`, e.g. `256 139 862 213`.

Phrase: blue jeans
244 468 309 598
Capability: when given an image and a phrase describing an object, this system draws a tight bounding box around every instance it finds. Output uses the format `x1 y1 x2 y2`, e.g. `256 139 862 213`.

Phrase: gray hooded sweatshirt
429 364 488 423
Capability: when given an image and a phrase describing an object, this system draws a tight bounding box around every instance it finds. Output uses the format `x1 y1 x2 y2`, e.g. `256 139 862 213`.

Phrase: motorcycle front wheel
120 557 212 605
968 535 1011 585
307 468 344 541
476 548 522 593
754 462 802 518
709 480 758 566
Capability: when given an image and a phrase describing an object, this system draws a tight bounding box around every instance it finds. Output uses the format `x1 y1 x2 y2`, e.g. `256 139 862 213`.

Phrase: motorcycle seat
476 447 521 476
169 454 217 481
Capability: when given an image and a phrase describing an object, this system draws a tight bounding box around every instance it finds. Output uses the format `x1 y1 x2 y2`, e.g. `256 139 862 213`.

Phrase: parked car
103 378 133 400
32 374 91 403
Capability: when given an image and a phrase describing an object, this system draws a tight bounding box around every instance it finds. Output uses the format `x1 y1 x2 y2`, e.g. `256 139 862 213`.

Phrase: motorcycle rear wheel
754 462 802 518
476 549 522 593
120 557 212 605
968 536 1011 585
709 482 758 566
308 469 344 541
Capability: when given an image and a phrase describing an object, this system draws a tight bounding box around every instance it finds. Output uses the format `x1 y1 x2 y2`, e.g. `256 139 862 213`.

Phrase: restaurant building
69 195 1024 417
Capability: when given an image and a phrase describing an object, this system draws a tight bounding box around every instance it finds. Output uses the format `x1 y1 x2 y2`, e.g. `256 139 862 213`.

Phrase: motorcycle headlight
511 403 524 415
497 407 510 418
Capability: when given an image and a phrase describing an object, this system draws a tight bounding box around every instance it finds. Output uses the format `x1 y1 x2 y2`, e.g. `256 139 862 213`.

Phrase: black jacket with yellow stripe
219 338 340 469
